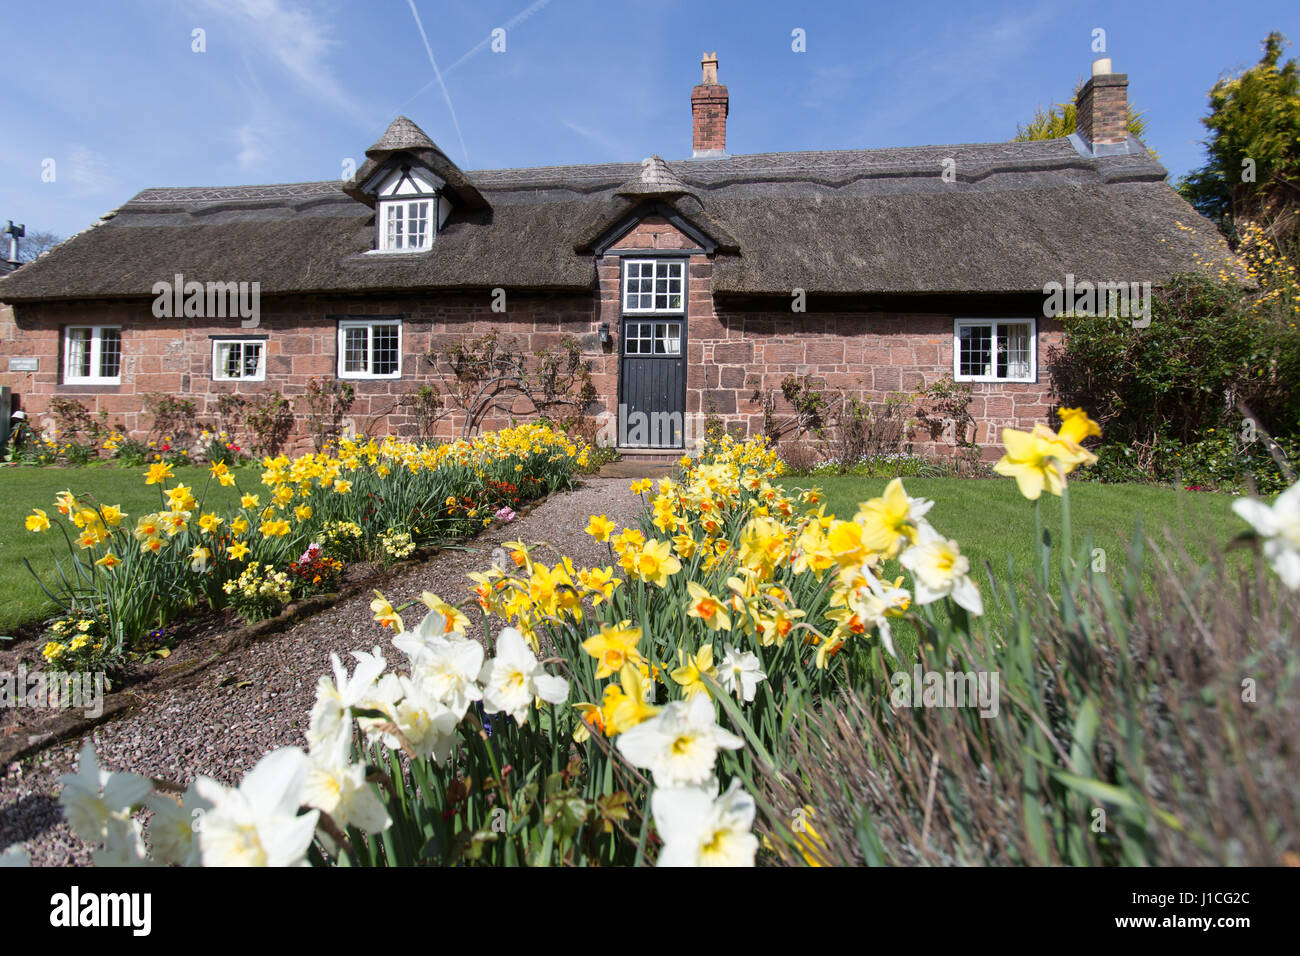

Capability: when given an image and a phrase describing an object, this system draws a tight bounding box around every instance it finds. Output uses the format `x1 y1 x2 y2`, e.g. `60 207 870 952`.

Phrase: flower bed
23 411 1300 868
23 424 588 673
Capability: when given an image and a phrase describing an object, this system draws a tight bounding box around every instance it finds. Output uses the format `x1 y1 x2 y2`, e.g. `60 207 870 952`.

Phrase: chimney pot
1092 57 1112 76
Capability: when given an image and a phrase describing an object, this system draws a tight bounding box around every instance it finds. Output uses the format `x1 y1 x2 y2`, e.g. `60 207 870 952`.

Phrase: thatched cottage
0 54 1227 457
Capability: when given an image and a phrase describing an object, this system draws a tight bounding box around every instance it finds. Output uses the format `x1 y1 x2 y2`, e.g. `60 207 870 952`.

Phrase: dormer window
368 163 450 253
381 200 433 251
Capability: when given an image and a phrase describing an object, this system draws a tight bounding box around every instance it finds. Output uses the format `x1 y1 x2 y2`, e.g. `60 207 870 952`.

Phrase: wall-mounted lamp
599 322 611 346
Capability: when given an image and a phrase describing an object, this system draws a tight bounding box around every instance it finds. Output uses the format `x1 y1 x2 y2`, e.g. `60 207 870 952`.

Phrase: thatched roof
0 127 1231 303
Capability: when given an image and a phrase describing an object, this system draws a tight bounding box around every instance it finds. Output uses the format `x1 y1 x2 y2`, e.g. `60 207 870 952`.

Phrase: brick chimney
1075 58 1129 148
691 52 728 157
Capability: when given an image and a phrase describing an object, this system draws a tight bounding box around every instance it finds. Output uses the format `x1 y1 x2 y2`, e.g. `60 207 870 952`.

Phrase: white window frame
337 319 403 379
377 198 434 252
63 325 122 384
622 258 686 314
952 318 1037 384
212 338 267 382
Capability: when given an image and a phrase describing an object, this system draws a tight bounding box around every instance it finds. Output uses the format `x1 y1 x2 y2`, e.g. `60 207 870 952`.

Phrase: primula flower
479 627 569 725
899 524 983 615
25 508 51 532
1232 482 1300 589
652 780 758 867
193 747 320 867
617 694 743 787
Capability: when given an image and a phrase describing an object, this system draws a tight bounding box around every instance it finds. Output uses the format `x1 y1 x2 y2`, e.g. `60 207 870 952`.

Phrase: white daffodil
146 786 212 867
616 693 743 787
652 779 758 867
57 742 154 844
391 676 460 763
0 845 29 867
847 571 911 660
899 523 984 615
408 636 485 720
93 814 150 867
718 644 767 703
302 754 391 834
308 648 389 753
393 605 453 660
479 627 569 724
1233 482 1300 590
193 747 319 867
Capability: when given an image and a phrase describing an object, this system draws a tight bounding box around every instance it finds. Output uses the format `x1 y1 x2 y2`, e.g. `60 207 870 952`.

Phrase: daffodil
670 643 717 698
479 627 570 725
718 644 767 702
144 462 174 485
652 780 758 867
628 538 682 587
992 425 1089 500
25 509 51 532
586 514 616 542
193 747 320 867
854 478 934 558
581 621 644 678
95 551 122 571
686 581 732 631
1232 481 1300 589
616 693 743 787
899 523 983 615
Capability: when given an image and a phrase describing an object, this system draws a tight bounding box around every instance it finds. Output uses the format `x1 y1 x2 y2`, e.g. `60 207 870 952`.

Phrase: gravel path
0 476 645 866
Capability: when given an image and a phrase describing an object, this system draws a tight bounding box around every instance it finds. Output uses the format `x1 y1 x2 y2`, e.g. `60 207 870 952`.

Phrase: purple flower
495 507 517 523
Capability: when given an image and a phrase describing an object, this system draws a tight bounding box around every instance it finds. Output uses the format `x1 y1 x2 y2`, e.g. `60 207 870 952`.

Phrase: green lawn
779 476 1251 587
0 463 257 635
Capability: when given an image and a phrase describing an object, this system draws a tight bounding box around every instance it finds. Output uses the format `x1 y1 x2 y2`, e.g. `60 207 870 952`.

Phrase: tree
1176 32 1300 251
15 228 62 262
1014 81 1149 143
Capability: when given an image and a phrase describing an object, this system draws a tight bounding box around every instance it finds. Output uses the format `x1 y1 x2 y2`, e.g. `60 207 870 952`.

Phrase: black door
618 258 687 449
619 317 686 448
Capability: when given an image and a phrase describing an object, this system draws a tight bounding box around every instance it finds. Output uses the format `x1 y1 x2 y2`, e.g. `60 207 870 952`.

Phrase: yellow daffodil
95 551 122 571
628 538 682 588
586 514 616 542
992 425 1090 500
581 620 644 678
686 581 732 631
144 462 174 485
670 644 717 698
227 541 251 561
25 509 51 532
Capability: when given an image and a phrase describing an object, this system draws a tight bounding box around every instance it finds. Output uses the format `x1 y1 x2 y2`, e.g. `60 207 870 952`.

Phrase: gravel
0 476 645 866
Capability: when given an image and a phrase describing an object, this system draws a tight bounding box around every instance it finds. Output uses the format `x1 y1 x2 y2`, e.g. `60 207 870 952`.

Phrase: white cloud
62 146 116 195
187 0 369 123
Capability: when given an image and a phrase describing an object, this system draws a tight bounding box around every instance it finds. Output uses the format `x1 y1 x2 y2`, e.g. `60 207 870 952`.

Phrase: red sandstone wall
0 214 1062 462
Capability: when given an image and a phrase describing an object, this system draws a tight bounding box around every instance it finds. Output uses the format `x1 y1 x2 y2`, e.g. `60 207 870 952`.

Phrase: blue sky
3 0 1296 239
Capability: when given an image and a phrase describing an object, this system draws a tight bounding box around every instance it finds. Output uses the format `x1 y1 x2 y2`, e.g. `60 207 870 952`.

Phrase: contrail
395 0 556 114
406 0 468 163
